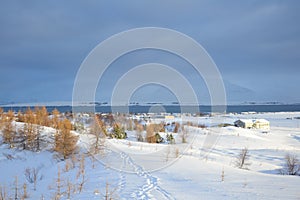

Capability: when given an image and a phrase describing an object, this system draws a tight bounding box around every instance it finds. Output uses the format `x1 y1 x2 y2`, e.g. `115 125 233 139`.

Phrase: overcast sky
0 0 299 104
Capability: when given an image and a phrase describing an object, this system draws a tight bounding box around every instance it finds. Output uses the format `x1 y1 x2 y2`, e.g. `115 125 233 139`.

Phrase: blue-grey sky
0 0 299 104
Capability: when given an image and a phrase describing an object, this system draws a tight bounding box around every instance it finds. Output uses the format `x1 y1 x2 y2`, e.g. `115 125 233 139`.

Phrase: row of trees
0 107 78 159
88 113 186 145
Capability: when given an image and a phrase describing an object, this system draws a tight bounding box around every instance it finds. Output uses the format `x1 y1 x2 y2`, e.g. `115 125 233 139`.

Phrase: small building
234 119 254 129
234 119 270 130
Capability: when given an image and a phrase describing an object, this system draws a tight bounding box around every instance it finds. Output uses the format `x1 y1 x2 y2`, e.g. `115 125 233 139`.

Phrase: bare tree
22 183 29 199
280 153 300 175
66 179 74 199
54 167 62 200
234 147 251 169
0 184 7 200
90 116 106 154
77 154 87 193
180 126 188 143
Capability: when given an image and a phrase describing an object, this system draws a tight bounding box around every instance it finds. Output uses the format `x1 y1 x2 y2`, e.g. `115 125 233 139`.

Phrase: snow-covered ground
1 112 300 199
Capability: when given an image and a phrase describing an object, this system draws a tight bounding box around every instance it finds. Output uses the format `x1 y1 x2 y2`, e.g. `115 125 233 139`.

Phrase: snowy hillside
0 112 300 199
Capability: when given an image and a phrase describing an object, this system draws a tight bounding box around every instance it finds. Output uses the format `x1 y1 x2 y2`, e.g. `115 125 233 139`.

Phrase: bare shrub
126 119 133 131
234 147 251 169
174 148 180 158
146 123 163 143
280 153 300 175
25 167 43 191
135 124 144 142
173 122 180 133
221 167 225 182
14 176 18 200
49 166 70 200
180 127 188 143
2 153 14 160
22 183 29 199
102 182 118 200
146 124 156 143
198 124 207 128
186 121 193 126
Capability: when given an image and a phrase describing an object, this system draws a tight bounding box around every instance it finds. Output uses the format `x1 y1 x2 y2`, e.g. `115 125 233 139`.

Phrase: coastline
2 104 300 114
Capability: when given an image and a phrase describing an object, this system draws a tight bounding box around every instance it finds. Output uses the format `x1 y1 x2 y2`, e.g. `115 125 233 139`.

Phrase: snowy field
1 112 300 199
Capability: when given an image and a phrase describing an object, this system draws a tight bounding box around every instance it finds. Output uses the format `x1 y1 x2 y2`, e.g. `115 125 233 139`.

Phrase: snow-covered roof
254 119 269 123
235 119 269 124
236 119 254 124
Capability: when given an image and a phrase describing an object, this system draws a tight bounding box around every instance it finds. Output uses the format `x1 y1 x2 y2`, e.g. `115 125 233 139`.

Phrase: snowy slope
0 112 300 199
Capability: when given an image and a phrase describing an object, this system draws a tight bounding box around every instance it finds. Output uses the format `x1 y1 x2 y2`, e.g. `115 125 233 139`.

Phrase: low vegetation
146 123 165 143
0 107 78 159
280 153 300 176
111 123 127 139
234 147 251 169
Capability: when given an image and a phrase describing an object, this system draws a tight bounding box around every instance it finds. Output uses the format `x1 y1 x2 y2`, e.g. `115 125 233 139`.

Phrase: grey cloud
0 0 300 104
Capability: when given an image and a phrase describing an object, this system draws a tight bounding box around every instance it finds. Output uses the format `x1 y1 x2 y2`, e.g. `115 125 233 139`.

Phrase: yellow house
165 115 175 120
253 119 270 130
